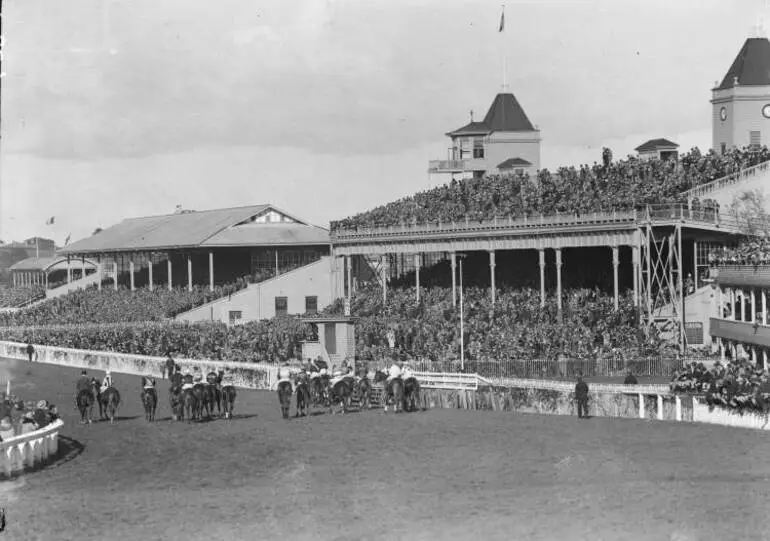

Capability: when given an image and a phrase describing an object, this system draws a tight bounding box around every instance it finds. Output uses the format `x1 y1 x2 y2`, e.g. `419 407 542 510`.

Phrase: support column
656 394 663 420
67 257 72 284
345 255 352 304
414 253 421 302
275 250 279 277
114 257 118 291
381 255 388 304
638 393 645 418
168 256 173 291
751 288 756 323
187 254 193 292
451 252 457 307
719 337 725 361
555 248 563 314
612 246 619 311
97 256 102 291
489 250 496 305
632 245 640 307
675 396 682 422
693 240 699 290
763 288 767 326
44 272 48 290
148 254 154 292
129 260 135 292
81 257 86 282
11 273 15 288
539 249 546 307
209 252 214 292
731 288 736 320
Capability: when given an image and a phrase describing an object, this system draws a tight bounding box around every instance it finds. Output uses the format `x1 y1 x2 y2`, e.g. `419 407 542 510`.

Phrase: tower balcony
428 158 488 174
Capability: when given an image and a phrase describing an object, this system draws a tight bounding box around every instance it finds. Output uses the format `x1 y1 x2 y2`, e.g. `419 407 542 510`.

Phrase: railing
428 160 467 172
331 204 740 241
682 159 770 200
1 419 63 478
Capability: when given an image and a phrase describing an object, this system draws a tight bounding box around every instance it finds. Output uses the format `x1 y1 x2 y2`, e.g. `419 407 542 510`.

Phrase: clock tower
712 37 770 153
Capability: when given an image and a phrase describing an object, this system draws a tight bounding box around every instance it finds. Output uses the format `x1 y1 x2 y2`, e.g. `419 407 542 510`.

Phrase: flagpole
500 4 507 91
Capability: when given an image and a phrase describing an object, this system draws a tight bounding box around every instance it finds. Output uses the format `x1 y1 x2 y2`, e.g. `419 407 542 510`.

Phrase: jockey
220 368 235 389
169 369 183 392
329 365 346 387
75 370 91 393
401 364 414 381
181 369 195 391
273 361 295 393
386 360 403 384
141 375 156 391
100 371 114 393
192 367 204 386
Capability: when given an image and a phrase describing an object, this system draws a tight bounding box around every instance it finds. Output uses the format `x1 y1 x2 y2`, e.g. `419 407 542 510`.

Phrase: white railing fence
0 419 63 478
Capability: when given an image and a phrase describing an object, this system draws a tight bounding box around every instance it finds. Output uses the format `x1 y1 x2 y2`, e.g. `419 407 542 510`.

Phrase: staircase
653 285 715 346
683 160 770 209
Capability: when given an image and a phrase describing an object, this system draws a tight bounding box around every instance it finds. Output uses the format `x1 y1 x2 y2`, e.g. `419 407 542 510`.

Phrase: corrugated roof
717 37 770 90
202 223 330 247
497 157 532 169
447 93 536 136
635 138 680 152
59 204 327 254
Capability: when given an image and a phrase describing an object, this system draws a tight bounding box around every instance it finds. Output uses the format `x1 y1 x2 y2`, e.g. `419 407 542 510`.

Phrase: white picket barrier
0 419 63 478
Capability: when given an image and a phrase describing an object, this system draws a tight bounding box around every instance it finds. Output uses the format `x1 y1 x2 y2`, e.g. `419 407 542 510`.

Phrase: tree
728 189 770 237
92 228 103 236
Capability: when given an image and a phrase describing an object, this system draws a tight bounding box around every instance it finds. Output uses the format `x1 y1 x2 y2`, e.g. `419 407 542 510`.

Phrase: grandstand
56 204 343 323
330 35 770 353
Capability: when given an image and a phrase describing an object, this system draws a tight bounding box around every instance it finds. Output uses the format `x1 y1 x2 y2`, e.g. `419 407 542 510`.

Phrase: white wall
176 256 343 324
1 419 63 479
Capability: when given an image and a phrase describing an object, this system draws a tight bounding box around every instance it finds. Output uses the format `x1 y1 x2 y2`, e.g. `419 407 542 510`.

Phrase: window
473 138 485 159
228 311 242 324
274 296 288 316
720 142 727 155
305 296 318 314
514 168 524 176
750 131 762 148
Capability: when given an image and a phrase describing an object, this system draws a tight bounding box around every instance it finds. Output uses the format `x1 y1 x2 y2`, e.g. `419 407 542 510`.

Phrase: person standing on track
575 374 589 419
26 343 35 363
273 360 295 393
164 353 175 380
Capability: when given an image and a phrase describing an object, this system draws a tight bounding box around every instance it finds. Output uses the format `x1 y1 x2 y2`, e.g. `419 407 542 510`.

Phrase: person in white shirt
401 365 414 381
386 360 403 384
273 361 295 393
100 371 113 394
220 368 235 388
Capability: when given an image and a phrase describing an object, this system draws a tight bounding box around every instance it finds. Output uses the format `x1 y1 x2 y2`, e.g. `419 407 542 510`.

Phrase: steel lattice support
640 223 685 353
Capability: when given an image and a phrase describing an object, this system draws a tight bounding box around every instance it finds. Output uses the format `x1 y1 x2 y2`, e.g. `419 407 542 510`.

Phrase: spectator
26 342 35 363
575 374 589 419
164 352 175 380
624 371 638 385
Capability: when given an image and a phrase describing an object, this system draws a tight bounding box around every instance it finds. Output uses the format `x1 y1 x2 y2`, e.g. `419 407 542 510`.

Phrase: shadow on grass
43 436 85 470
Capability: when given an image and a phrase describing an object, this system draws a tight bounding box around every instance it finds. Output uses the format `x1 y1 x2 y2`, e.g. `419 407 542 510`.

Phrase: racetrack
3 359 770 541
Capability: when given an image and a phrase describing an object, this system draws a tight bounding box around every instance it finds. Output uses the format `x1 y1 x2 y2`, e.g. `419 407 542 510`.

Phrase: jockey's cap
36 400 47 409
106 371 111 376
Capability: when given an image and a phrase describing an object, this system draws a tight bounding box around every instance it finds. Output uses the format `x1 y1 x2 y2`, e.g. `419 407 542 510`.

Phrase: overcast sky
0 0 763 244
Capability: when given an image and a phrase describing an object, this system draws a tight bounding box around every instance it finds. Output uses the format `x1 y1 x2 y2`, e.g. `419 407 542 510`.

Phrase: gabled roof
60 204 328 254
447 93 536 136
717 37 770 90
202 223 329 247
635 138 680 152
497 157 532 169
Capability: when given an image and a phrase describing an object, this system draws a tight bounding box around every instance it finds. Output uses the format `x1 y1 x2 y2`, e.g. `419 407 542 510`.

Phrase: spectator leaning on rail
575 374 590 419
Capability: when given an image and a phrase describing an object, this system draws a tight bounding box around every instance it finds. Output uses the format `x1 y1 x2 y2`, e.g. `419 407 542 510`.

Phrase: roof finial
754 0 768 37
470 110 474 122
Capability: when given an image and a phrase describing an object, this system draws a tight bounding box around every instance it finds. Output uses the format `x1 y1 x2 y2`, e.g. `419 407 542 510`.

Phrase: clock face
720 107 727 121
763 104 770 119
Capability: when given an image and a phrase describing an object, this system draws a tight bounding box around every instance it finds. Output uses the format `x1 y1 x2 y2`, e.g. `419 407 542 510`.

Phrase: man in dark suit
623 370 638 385
575 374 589 419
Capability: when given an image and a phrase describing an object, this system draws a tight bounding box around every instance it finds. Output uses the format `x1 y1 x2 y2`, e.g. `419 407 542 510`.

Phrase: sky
0 0 764 244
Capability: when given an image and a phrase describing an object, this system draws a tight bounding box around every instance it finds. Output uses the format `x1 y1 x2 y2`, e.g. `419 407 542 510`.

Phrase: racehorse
192 383 211 420
403 376 421 413
328 378 353 415
277 381 293 419
90 377 105 419
169 385 184 421
310 375 330 408
100 387 121 424
141 387 158 422
373 370 405 413
221 384 236 419
354 376 372 410
76 382 97 424
295 379 311 418
182 388 197 423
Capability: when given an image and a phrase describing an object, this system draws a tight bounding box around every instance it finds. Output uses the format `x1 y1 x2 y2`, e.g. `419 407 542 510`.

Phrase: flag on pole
45 216 55 226
499 5 505 32
64 233 72 246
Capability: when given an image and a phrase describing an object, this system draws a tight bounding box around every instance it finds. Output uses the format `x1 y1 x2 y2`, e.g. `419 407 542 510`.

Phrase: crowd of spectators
0 395 59 441
0 286 46 308
670 360 770 413
709 238 770 266
332 146 770 231
0 282 250 327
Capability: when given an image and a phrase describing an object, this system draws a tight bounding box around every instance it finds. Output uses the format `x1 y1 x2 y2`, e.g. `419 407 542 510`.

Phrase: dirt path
3 359 770 541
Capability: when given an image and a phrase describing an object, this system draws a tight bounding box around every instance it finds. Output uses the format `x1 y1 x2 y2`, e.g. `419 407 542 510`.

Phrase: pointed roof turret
447 92 536 136
716 37 770 90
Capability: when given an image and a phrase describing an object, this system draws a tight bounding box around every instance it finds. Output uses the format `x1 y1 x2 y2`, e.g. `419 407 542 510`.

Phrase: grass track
2 359 770 541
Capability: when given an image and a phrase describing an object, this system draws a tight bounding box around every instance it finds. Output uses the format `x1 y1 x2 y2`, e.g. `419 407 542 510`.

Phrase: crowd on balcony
709 237 770 266
332 146 770 230
670 360 770 413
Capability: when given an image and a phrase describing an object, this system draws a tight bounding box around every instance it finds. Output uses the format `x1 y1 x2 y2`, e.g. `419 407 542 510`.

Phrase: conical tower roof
447 92 536 136
717 37 770 90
